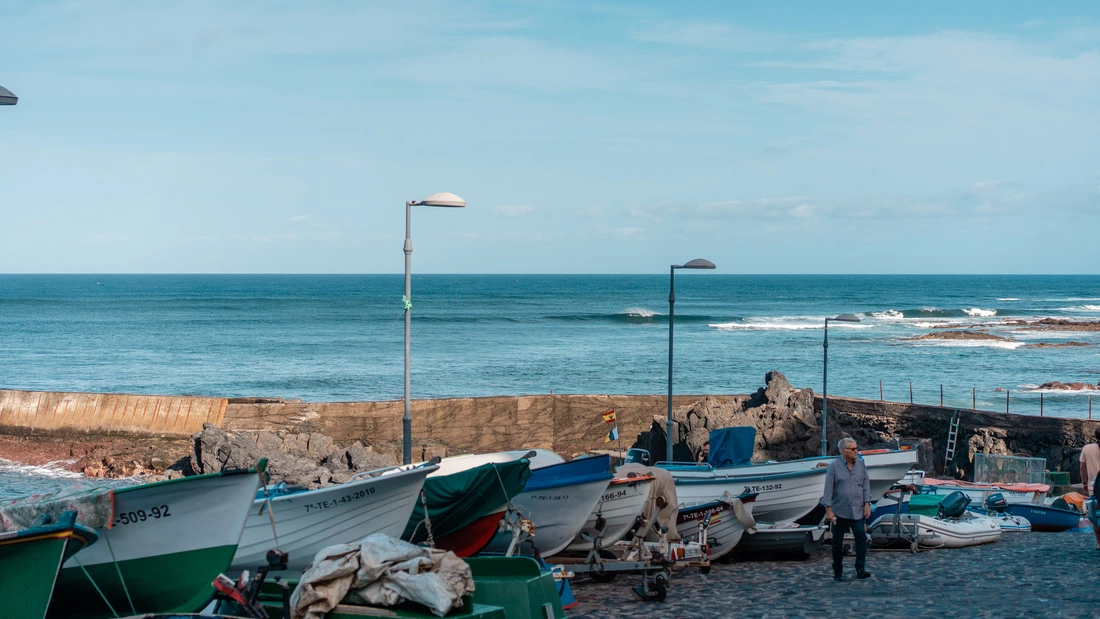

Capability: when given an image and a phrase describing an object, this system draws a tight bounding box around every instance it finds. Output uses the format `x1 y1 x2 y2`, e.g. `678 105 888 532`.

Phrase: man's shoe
833 574 844 582
857 571 871 579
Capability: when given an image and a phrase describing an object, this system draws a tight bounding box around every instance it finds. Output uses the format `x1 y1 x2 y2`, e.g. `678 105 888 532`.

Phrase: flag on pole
602 410 616 423
605 426 619 442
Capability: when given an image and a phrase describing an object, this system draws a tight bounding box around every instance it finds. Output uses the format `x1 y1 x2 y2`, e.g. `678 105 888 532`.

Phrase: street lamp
0 85 17 106
821 313 861 456
667 258 716 462
403 192 466 464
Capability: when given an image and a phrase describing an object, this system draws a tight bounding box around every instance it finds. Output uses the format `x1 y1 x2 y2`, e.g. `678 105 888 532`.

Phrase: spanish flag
605 426 619 442
602 410 616 423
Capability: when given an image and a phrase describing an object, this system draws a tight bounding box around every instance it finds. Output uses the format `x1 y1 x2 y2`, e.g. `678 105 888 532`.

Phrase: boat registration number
741 483 782 493
602 488 629 502
531 494 570 501
303 487 376 513
113 505 171 526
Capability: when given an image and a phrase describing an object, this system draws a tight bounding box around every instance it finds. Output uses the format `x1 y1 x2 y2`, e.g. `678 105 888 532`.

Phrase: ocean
2 274 1100 494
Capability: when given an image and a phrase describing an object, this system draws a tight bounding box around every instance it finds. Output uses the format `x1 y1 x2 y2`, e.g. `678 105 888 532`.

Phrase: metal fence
973 453 1047 485
875 380 1096 420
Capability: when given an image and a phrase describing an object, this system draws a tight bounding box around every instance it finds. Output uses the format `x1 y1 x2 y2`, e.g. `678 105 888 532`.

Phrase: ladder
944 410 961 464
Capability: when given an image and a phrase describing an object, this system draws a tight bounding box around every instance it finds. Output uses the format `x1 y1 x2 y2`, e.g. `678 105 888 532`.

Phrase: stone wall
0 390 226 436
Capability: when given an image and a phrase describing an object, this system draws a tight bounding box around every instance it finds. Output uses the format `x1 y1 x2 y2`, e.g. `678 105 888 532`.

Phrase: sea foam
871 310 904 319
963 308 997 317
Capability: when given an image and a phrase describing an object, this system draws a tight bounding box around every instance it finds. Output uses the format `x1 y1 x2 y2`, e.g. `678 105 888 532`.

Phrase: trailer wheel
651 581 667 602
591 571 617 583
699 565 711 575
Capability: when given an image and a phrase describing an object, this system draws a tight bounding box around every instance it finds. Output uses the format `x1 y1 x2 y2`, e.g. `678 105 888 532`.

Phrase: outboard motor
625 448 651 466
937 490 971 519
984 492 1007 512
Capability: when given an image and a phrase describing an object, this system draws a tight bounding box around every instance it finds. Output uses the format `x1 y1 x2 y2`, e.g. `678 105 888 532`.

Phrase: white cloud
288 215 312 224
494 204 536 217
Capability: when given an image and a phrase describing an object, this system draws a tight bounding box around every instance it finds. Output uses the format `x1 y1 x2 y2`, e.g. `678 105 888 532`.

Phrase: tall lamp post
821 313 861 456
667 258 716 463
403 192 466 465
0 85 17 105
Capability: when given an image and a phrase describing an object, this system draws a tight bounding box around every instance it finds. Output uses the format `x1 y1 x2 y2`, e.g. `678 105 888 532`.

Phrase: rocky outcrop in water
1031 381 1100 391
902 330 1012 342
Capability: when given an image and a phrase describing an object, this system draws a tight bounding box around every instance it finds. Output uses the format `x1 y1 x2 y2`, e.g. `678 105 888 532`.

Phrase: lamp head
0 85 17 106
674 259 716 270
413 192 466 208
830 313 861 323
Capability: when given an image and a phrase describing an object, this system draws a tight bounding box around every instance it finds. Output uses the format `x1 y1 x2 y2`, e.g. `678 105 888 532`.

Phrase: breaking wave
905 340 1024 350
963 308 997 317
870 310 904 319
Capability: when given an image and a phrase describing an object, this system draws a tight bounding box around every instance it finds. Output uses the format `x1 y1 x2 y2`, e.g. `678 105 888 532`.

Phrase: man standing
823 437 872 582
1079 427 1100 549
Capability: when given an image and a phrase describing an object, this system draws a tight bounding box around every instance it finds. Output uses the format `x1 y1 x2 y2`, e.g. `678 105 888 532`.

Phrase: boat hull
232 464 433 575
0 513 95 619
732 524 826 559
869 513 1001 548
433 510 506 557
670 467 827 523
675 498 755 561
1002 503 1081 532
480 477 612 557
565 477 651 553
53 469 260 619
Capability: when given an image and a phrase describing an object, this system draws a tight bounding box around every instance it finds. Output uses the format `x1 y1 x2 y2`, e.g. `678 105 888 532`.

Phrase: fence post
1090 395 1093 420
910 382 913 404
1040 393 1043 417
972 387 976 410
1006 390 1010 413
880 380 883 401
940 384 943 407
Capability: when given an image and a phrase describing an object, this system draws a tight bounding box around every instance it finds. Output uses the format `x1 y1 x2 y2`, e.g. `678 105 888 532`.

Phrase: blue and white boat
659 428 828 522
479 454 614 557
1002 503 1082 532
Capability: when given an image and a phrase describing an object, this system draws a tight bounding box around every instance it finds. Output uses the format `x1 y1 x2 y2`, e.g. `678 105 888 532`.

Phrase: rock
1033 381 1100 391
307 433 335 458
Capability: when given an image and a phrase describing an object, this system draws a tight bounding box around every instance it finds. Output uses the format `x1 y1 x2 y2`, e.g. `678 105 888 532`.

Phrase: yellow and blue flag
605 426 619 442
602 410 616 423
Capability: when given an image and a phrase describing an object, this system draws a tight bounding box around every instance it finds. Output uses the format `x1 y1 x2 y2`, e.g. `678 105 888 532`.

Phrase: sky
0 1 1098 274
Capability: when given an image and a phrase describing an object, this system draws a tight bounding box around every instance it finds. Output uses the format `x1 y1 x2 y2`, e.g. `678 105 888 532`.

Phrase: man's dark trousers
831 517 867 577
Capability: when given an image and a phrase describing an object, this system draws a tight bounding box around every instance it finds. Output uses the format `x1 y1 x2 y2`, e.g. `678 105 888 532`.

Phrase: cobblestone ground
565 533 1100 618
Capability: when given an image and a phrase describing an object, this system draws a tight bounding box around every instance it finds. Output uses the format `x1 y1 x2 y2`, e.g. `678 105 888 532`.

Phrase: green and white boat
50 464 264 619
0 511 97 619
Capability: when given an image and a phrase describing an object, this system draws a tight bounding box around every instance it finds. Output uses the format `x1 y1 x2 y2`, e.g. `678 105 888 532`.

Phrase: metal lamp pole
667 258 716 462
403 192 466 464
821 313 861 456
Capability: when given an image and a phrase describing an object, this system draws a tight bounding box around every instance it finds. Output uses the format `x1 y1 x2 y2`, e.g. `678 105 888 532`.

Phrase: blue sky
1 1 1098 274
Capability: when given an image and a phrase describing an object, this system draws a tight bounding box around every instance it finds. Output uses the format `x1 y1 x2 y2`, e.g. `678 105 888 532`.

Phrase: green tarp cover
403 459 532 543
907 494 946 516
0 486 114 532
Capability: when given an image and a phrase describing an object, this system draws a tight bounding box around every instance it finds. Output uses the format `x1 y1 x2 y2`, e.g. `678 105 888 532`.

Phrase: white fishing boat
429 449 563 476
675 492 757 560
565 474 653 553
869 512 1002 548
667 466 828 523
231 463 437 575
52 465 263 617
732 522 827 559
479 454 613 557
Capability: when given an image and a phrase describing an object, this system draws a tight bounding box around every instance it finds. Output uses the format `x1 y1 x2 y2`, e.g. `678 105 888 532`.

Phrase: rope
259 473 281 551
419 489 435 548
402 295 412 311
103 529 136 615
73 555 120 619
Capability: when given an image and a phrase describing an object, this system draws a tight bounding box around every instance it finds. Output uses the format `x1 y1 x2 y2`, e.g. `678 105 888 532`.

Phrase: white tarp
290 534 474 619
616 463 681 542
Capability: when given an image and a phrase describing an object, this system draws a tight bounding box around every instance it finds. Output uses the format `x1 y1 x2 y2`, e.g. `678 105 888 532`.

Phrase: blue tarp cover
525 454 612 491
708 426 756 468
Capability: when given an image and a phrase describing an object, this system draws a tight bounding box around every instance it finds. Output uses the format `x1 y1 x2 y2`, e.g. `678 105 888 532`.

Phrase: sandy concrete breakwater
2 372 1098 483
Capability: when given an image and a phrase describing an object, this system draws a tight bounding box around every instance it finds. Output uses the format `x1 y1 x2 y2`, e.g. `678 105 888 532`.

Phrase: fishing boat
51 464 264 619
231 462 438 575
920 477 1048 505
404 458 532 556
1002 503 1082 532
658 427 827 522
675 492 757 560
740 445 918 502
479 455 614 557
565 474 653 553
0 511 97 619
731 522 827 560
